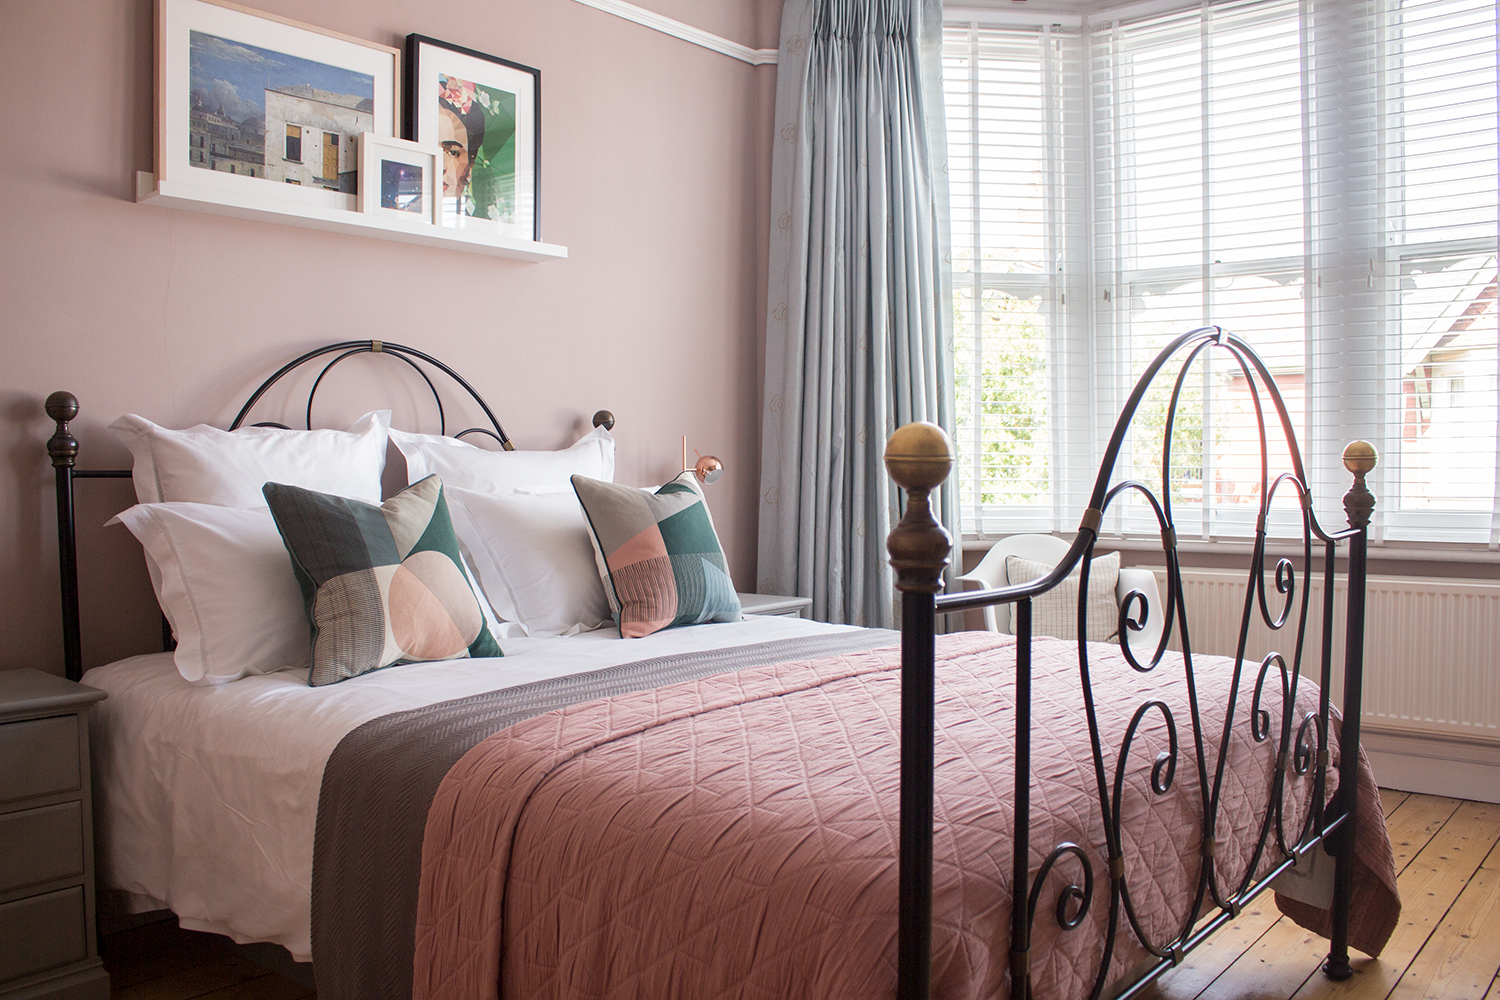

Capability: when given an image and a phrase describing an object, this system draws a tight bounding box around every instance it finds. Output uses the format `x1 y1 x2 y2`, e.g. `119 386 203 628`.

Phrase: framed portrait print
157 0 401 213
358 133 439 224
404 34 541 243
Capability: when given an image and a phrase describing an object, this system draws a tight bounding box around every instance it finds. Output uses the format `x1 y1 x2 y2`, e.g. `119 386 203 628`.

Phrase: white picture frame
357 133 439 225
156 0 401 214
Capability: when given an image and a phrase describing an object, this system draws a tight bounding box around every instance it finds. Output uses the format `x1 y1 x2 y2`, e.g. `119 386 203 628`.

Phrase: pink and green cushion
571 472 742 638
263 474 501 686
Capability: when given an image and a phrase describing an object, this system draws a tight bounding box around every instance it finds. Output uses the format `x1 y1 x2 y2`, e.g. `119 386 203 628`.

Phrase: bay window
944 0 1499 546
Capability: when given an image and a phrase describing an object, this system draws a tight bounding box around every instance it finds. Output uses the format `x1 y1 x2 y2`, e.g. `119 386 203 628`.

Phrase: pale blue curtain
756 0 954 627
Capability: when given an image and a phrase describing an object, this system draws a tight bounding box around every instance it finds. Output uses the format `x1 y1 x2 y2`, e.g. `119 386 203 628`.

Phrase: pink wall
0 0 782 675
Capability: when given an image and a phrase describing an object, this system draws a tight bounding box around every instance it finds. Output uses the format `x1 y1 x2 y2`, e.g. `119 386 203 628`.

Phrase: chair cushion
1004 551 1121 643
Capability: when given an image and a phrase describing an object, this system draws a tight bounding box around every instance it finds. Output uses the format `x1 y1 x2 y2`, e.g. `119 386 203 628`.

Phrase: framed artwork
156 0 401 213
357 133 439 224
404 34 541 242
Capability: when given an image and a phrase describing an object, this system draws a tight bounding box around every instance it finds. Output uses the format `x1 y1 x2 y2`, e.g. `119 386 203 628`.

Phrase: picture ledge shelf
133 171 569 262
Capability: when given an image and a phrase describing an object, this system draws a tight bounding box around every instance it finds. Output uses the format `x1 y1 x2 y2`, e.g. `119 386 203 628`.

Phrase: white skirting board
1361 726 1500 804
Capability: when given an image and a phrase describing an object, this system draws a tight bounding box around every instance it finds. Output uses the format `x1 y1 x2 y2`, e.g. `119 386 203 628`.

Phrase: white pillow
446 486 613 637
390 425 614 493
110 504 312 684
1005 551 1121 643
111 500 509 684
109 411 389 507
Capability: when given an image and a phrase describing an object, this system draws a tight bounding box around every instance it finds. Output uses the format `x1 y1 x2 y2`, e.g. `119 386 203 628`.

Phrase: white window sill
961 533 1500 566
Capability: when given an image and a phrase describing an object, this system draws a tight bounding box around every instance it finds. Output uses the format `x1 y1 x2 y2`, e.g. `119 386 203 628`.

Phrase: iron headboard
46 339 615 682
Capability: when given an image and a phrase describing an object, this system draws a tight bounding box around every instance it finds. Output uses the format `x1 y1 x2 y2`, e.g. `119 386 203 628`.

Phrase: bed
46 331 1399 1000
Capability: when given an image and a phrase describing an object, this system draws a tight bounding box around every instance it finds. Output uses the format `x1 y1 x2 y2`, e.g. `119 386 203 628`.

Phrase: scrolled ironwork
1102 698 1188 964
1250 653 1291 744
1293 712 1319 777
906 326 1376 1000
1026 843 1095 932
1099 480 1177 672
227 339 513 448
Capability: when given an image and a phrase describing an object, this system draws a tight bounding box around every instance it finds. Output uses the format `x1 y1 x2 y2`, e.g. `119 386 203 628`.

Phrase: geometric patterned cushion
263 474 501 686
571 472 742 638
1004 550 1120 643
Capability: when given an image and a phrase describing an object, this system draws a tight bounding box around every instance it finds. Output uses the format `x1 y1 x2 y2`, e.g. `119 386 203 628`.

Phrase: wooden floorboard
102 921 312 1000
1386 834 1500 1000
99 791 1500 1000
1294 799 1500 1000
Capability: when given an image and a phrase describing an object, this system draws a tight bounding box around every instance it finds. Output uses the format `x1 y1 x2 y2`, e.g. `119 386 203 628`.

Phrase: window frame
941 0 1499 551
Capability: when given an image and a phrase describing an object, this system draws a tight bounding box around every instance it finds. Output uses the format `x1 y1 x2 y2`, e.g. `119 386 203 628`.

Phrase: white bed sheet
83 616 859 961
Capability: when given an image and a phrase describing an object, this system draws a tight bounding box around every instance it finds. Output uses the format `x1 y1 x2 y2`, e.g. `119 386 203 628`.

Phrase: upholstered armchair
956 535 1165 655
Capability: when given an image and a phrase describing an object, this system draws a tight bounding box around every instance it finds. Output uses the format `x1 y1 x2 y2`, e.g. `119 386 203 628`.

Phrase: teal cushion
263 474 501 686
571 472 741 638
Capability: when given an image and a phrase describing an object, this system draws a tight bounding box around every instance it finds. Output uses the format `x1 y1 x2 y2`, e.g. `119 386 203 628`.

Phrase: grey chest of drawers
0 669 109 1000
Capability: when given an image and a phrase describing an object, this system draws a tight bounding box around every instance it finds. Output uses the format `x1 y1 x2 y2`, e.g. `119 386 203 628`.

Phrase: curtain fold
758 0 954 628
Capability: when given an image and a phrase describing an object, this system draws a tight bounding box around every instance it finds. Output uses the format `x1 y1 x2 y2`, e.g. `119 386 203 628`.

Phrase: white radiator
1161 569 1500 744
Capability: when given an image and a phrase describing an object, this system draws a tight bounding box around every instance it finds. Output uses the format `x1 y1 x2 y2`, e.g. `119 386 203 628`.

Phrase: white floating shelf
134 171 568 262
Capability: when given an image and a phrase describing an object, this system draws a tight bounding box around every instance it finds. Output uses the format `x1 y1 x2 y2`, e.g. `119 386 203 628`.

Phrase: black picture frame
404 33 541 243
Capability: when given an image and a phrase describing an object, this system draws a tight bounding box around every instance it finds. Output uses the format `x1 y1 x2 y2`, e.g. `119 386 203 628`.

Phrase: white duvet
83 616 856 962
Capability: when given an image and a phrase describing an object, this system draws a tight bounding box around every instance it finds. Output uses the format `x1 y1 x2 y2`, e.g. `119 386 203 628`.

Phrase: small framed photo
358 134 439 224
157 0 401 213
404 34 541 242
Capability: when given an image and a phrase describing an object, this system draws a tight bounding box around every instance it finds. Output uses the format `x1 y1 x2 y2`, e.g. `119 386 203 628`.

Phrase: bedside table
0 669 109 1000
738 592 813 619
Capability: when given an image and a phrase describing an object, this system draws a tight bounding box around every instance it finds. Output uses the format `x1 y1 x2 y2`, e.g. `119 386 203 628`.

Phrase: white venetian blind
942 0 1499 547
1380 0 1499 543
1091 0 1318 538
944 20 1089 536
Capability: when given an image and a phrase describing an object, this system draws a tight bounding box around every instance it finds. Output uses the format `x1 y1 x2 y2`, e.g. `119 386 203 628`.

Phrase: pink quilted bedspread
412 632 1399 1000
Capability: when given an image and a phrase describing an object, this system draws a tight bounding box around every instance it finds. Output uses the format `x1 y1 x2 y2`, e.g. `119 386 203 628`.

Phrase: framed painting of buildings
357 133 439 225
156 0 401 214
404 35 541 243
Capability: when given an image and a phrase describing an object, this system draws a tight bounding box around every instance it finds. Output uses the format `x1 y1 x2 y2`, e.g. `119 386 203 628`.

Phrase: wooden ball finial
1342 440 1377 476
883 422 953 492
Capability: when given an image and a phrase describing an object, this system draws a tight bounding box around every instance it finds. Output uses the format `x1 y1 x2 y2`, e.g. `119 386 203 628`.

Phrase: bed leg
898 591 936 1000
885 423 954 1000
1324 442 1375 983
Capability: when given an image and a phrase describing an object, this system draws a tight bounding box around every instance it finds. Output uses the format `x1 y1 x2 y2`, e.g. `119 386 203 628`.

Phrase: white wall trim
572 0 779 64
1361 725 1500 804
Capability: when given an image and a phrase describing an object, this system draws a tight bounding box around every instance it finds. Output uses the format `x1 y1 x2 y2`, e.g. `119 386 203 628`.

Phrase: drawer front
0 715 80 805
0 886 87 981
0 801 84 894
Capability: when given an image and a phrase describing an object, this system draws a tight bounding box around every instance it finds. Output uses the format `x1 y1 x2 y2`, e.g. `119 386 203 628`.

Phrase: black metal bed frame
885 327 1376 1000
45 339 615 684
45 331 1372 999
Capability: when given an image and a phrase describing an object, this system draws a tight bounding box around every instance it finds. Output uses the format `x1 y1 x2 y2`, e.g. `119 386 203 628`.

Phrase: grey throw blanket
310 630 898 1000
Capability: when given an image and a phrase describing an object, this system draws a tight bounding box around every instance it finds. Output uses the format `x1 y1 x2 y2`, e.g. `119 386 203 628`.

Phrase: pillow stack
109 405 741 680
108 412 398 685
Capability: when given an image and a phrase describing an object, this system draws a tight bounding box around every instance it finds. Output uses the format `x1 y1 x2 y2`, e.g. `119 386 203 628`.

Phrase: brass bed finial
1342 440 1377 530
884 421 953 595
45 391 80 470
